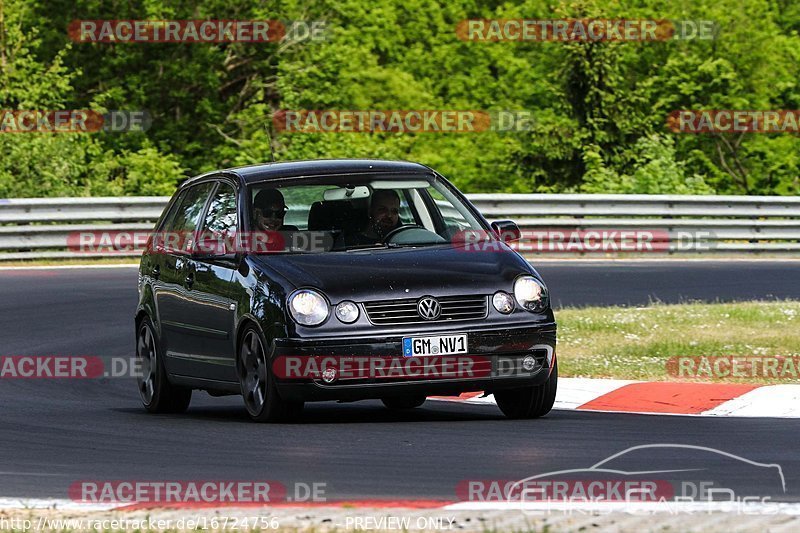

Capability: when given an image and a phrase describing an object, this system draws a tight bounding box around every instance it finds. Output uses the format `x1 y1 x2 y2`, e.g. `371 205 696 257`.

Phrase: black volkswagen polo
135 159 557 422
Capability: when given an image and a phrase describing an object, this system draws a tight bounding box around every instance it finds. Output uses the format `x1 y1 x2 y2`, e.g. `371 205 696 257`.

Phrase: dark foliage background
1 0 797 197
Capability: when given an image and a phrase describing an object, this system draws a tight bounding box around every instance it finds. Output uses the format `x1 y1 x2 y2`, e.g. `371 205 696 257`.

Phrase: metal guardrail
0 194 799 260
467 194 800 254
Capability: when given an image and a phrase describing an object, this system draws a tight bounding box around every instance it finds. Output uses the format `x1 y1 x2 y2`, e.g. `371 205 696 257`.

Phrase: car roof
184 159 434 188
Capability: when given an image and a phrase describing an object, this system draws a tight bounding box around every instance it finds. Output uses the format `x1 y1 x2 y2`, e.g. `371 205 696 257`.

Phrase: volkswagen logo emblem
417 297 442 320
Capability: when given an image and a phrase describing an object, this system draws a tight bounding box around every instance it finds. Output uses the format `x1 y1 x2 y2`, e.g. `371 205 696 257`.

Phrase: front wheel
494 359 558 419
238 326 303 423
136 316 192 413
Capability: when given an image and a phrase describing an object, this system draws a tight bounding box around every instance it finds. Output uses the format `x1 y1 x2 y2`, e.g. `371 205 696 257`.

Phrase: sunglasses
256 207 287 218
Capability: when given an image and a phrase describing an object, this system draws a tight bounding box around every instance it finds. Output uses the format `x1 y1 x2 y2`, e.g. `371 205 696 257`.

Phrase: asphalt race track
1 260 799 502
538 259 800 308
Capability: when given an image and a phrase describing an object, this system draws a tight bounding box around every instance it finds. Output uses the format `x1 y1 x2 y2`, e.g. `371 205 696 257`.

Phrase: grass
556 300 800 383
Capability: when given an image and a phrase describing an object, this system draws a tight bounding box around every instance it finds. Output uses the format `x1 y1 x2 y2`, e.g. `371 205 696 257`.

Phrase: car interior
248 180 476 253
307 198 369 234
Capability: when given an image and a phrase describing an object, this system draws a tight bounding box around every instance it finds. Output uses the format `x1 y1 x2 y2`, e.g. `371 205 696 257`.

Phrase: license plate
402 334 468 357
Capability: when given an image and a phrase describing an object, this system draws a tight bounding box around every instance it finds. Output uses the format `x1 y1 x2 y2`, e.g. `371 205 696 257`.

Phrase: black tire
136 316 192 414
238 325 304 423
381 396 426 409
494 359 558 419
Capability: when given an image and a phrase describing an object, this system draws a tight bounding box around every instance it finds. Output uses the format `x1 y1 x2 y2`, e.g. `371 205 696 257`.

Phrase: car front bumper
272 322 557 402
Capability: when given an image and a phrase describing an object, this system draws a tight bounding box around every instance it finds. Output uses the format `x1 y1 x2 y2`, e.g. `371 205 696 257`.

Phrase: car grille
363 295 488 325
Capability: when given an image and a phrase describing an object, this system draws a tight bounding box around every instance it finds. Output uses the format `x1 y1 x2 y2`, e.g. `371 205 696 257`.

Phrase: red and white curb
433 378 800 417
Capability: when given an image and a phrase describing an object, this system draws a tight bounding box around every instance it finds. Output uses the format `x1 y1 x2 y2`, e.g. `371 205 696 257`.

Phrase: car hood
251 244 537 302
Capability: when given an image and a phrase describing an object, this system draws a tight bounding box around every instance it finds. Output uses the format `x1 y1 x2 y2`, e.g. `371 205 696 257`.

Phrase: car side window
426 186 473 235
162 182 215 253
202 183 238 240
158 190 187 233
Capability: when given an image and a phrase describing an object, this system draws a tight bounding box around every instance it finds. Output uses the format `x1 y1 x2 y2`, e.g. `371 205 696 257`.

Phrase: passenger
253 189 298 232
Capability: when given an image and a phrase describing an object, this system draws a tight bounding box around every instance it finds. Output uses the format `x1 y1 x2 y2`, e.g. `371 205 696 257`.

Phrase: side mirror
491 220 521 243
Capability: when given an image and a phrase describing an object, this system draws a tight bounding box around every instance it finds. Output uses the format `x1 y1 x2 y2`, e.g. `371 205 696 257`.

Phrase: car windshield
247 174 489 253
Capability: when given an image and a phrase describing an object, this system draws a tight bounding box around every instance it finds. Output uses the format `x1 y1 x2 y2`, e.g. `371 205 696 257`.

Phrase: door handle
151 265 160 279
184 272 194 289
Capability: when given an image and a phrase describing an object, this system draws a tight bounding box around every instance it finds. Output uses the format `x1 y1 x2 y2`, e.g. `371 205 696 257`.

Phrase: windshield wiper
387 242 445 248
341 243 390 252
338 241 447 252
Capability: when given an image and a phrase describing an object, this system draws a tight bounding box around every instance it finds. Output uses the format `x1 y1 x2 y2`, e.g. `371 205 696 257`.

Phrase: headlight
514 276 548 312
335 301 360 323
492 291 515 314
288 289 329 326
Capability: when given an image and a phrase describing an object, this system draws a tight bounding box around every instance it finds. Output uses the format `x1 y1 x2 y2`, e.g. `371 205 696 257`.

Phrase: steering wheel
381 224 425 243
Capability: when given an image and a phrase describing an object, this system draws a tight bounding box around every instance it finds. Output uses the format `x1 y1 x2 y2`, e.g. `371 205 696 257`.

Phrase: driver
347 189 402 245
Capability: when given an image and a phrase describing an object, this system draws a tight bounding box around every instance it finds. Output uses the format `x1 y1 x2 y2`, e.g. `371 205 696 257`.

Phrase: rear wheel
494 359 557 419
136 316 192 413
238 326 303 422
381 396 426 409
